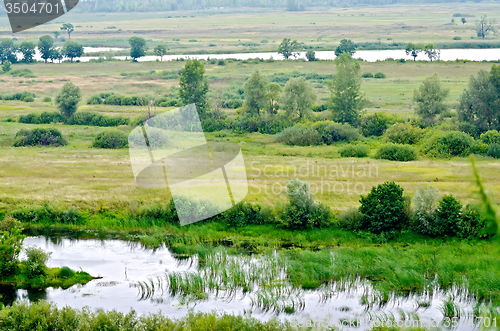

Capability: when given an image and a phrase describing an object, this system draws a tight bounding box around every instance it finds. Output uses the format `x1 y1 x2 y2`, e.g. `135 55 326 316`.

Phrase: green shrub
223 202 262 227
24 246 51 278
487 143 500 158
61 207 84 224
339 144 369 157
128 127 168 149
280 179 332 230
374 72 386 79
275 125 322 146
71 112 130 127
86 95 102 105
359 181 406 233
457 121 479 138
412 186 440 234
362 72 374 78
103 94 124 105
19 112 63 124
201 118 231 132
458 203 485 239
480 130 500 145
92 130 128 149
13 128 66 147
337 207 363 230
58 266 75 279
312 104 328 112
42 96 52 102
384 122 424 144
421 131 474 157
453 36 462 40
375 143 417 161
23 96 34 102
360 112 398 137
0 216 22 233
432 195 462 237
312 121 360 144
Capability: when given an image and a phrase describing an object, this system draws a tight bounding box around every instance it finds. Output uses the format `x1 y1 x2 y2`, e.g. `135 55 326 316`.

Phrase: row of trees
0 36 84 64
128 36 168 61
278 38 355 60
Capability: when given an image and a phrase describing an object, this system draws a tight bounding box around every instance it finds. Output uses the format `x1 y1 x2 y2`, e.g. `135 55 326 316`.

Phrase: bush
19 112 63 124
337 207 363 230
384 122 424 144
487 143 500 158
312 104 328 112
23 96 34 102
58 266 75 279
457 121 478 138
71 112 130 127
359 181 406 233
457 203 484 239
375 143 417 161
312 121 360 144
421 131 474 158
280 179 332 230
480 130 500 145
339 144 369 157
223 202 262 227
453 36 462 40
360 112 398 137
201 118 231 132
432 195 462 237
0 216 22 233
412 186 440 234
42 96 52 102
13 128 66 147
103 94 124 105
92 130 128 149
275 125 322 146
374 72 386 79
362 72 374 78
24 246 51 278
86 95 102 105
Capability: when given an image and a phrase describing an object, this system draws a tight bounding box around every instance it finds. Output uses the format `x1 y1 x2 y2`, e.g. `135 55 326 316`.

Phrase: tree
38 35 55 64
62 40 84 62
328 53 363 126
178 59 210 117
128 36 147 61
19 41 35 63
56 82 82 120
53 31 60 40
278 38 300 60
210 88 224 120
413 74 450 125
359 181 405 233
154 44 168 61
267 82 282 116
405 42 422 61
423 43 438 62
60 23 75 39
461 17 467 25
305 50 316 61
50 48 63 63
458 69 499 132
476 15 496 39
0 226 24 278
282 76 316 119
244 70 269 116
335 39 356 57
0 38 16 64
2 60 11 73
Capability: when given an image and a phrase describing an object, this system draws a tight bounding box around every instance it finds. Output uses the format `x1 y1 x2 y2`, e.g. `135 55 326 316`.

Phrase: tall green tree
62 40 84 63
278 38 300 60
244 70 269 116
282 77 316 119
38 35 55 64
19 41 35 63
334 39 356 57
178 59 210 117
458 69 499 132
267 82 282 116
413 74 450 125
405 42 422 61
60 23 75 39
56 82 82 120
0 38 16 64
128 36 147 61
154 44 168 61
423 43 438 62
328 53 363 126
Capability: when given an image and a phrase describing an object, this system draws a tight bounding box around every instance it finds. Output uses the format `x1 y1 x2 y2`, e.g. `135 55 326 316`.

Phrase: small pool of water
4 236 491 330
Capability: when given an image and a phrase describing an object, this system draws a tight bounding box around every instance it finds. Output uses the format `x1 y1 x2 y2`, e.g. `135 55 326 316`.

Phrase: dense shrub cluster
421 131 478 157
232 114 294 134
9 203 83 224
222 201 263 227
92 130 128 149
87 93 182 108
0 91 36 102
360 112 398 137
19 112 64 124
276 121 359 146
339 144 370 157
375 143 418 161
384 122 424 145
13 128 66 147
71 112 130 127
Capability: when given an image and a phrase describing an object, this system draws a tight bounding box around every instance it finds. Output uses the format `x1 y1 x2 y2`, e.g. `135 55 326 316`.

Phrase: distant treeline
67 0 490 13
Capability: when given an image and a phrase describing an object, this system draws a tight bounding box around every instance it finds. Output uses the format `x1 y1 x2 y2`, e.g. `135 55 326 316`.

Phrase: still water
1 236 489 330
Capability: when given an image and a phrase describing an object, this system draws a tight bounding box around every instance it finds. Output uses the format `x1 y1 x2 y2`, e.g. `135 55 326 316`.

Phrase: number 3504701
5 2 61 14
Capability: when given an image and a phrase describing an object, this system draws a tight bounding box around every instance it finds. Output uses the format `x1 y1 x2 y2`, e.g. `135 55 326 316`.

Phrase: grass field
1 3 500 54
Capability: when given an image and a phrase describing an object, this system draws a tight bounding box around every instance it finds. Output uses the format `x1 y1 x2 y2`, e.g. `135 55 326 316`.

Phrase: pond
3 236 492 330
